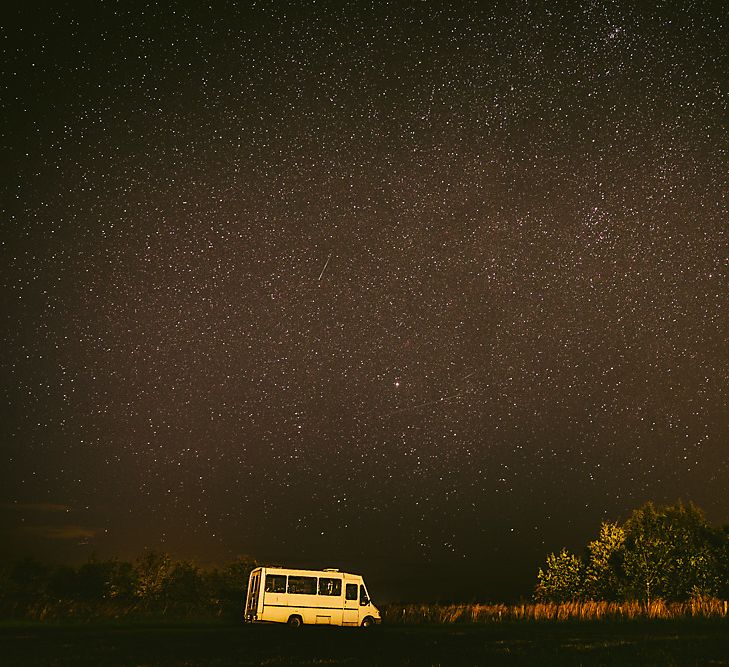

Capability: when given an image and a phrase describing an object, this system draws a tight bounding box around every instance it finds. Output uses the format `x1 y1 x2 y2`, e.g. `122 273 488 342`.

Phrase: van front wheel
361 616 375 628
287 615 303 627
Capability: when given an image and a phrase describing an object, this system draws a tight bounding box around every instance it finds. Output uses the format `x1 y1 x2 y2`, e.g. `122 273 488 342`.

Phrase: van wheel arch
287 614 303 627
361 616 375 628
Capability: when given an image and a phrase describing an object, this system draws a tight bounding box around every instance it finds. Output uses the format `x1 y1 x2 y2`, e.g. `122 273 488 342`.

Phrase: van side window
264 575 286 593
318 577 342 596
360 585 370 605
345 583 358 601
288 576 317 595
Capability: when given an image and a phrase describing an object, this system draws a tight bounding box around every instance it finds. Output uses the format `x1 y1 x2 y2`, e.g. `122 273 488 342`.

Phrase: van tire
361 616 375 628
287 615 303 627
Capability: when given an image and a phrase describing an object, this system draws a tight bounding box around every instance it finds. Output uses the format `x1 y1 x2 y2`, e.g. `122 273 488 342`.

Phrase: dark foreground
2 620 729 666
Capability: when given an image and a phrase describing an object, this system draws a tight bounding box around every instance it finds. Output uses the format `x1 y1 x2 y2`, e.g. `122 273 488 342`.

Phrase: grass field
2 619 729 666
382 598 729 623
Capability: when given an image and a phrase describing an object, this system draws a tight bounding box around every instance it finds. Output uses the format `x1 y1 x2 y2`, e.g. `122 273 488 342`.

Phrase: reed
382 598 729 625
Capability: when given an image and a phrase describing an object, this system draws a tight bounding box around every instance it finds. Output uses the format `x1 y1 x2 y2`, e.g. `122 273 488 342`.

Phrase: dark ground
2 620 729 666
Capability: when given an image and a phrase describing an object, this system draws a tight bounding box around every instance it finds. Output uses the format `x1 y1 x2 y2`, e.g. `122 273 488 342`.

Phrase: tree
535 548 584 602
75 560 114 601
48 565 78 600
622 501 719 602
204 556 257 617
584 521 625 600
46 557 135 603
107 560 136 601
162 560 204 610
134 551 173 607
5 558 51 605
0 558 54 618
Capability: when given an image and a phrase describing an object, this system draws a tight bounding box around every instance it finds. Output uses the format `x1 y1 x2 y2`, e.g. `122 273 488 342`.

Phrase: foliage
46 557 134 602
584 521 626 600
535 501 728 603
0 551 258 621
2 558 52 608
622 502 719 602
535 549 584 603
205 557 259 619
717 526 729 600
134 551 174 605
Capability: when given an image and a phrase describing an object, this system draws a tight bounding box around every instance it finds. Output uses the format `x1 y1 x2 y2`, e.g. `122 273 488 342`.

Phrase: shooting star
318 253 332 282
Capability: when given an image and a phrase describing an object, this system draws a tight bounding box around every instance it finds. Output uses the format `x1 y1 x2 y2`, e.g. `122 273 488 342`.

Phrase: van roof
254 566 362 578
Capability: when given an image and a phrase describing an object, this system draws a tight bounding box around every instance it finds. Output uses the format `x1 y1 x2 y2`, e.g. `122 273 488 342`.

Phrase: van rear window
264 575 286 593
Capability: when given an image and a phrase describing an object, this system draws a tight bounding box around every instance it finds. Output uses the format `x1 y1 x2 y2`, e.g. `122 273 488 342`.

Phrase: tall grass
383 598 729 624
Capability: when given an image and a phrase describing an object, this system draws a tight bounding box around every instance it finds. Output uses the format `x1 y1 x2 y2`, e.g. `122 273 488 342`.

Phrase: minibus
244 566 381 627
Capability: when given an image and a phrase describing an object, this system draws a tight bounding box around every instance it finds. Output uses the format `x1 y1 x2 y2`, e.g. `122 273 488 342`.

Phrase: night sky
2 1 727 602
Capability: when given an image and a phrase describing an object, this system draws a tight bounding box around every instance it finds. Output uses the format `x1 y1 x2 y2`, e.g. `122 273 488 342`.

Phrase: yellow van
244 566 381 627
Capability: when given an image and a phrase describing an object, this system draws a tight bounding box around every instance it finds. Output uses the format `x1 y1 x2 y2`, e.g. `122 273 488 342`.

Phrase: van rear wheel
287 615 303 627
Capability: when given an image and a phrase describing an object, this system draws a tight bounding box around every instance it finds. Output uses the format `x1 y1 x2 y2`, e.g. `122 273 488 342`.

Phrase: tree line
535 501 729 603
0 551 258 620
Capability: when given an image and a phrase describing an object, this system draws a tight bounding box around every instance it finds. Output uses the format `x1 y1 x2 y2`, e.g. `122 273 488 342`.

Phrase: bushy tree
162 560 205 610
47 558 135 603
584 521 625 600
48 565 78 600
75 559 116 601
0 558 52 616
107 560 136 601
535 548 584 602
4 558 51 604
622 501 719 602
134 550 174 607
204 556 257 617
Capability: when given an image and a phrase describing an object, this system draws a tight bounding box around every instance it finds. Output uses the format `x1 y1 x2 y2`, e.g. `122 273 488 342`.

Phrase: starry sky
2 1 727 601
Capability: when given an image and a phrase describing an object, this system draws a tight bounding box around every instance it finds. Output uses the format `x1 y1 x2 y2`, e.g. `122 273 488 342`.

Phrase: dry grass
383 598 729 624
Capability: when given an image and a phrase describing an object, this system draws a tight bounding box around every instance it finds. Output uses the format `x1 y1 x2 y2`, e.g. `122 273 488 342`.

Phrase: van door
342 580 360 625
245 570 261 621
